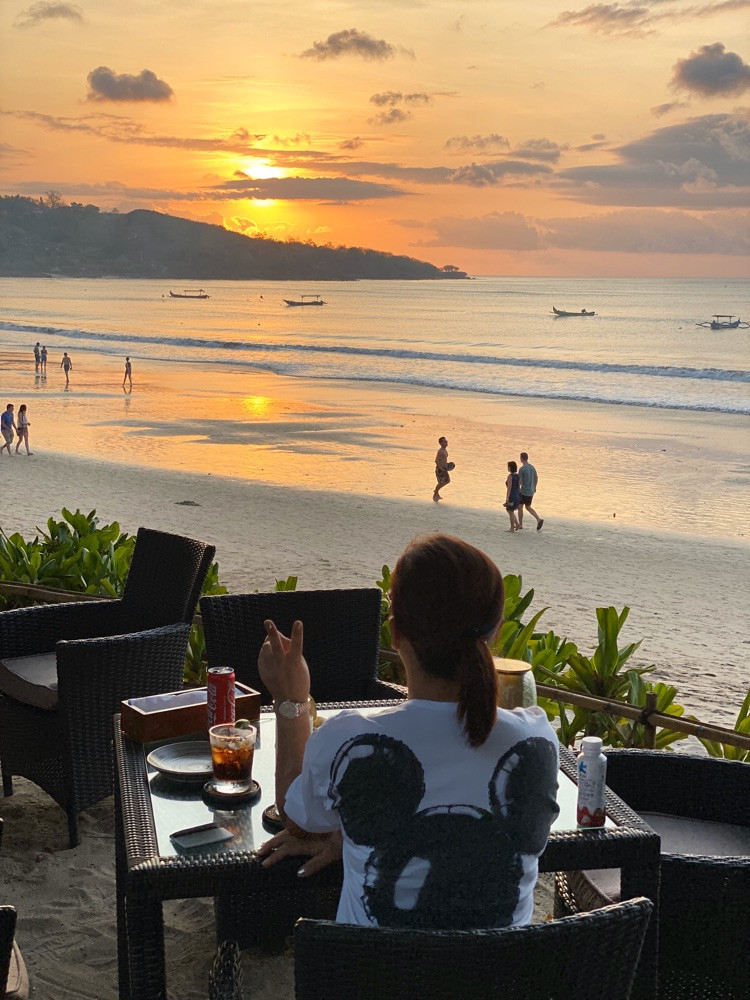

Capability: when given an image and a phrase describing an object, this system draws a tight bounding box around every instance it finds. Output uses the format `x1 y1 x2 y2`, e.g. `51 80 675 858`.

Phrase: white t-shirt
284 700 559 930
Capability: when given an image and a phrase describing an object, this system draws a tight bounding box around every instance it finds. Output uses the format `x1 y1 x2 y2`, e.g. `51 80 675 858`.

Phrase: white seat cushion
641 810 750 857
0 653 58 710
584 810 750 901
7 937 30 1000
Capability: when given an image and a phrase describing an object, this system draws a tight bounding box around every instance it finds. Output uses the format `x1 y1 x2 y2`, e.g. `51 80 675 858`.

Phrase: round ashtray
202 779 261 805
262 804 284 833
147 742 213 784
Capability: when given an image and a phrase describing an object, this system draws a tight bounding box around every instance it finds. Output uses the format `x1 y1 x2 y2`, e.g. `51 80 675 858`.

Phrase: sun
236 157 284 206
240 157 283 180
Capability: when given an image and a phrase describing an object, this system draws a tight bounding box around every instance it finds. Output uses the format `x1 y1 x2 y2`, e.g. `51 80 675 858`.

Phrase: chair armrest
56 622 191 702
0 599 123 659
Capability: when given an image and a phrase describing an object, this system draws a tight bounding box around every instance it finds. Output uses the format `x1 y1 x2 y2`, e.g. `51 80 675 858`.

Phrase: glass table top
146 711 612 860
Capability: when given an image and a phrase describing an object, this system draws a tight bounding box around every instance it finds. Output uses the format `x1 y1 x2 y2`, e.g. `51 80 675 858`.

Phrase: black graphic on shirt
328 733 559 929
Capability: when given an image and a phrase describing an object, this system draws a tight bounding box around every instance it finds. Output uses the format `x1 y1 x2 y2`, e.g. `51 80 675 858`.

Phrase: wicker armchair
0 527 213 847
291 899 653 1000
0 623 191 846
1 820 30 1000
555 750 750 1000
200 589 405 705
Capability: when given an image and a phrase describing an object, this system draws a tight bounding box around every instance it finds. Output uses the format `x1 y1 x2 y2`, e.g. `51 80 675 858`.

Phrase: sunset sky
1 0 748 276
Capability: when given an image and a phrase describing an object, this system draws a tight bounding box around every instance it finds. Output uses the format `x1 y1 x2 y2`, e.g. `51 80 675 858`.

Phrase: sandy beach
1 350 748 999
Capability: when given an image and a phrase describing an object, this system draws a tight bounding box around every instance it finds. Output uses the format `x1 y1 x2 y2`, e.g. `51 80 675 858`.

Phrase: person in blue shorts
1 404 16 456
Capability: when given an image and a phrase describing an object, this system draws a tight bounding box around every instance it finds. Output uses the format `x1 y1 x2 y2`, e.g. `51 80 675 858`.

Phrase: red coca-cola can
207 666 235 729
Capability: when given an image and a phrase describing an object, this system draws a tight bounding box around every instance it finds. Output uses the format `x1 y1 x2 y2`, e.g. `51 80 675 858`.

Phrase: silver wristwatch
274 698 311 720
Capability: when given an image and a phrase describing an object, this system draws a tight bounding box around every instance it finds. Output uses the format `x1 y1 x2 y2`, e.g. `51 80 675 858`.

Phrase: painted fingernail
297 867 306 877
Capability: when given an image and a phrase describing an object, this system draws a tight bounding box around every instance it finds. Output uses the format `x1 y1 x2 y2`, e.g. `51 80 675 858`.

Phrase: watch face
278 700 302 719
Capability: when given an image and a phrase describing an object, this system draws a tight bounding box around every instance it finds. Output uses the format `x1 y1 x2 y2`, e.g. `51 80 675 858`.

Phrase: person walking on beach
503 460 521 532
1 404 16 456
123 356 132 387
34 342 41 373
518 452 544 531
60 352 72 386
14 404 32 455
433 436 454 502
40 345 48 375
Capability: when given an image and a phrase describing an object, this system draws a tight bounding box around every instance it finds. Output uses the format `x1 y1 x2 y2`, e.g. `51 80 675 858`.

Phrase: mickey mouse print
284 700 560 929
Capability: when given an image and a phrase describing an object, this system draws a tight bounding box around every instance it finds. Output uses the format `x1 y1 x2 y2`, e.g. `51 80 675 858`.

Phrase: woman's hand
258 828 343 877
258 619 310 703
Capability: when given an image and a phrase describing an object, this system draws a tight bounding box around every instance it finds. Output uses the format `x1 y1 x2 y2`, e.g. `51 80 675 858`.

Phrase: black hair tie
462 622 496 639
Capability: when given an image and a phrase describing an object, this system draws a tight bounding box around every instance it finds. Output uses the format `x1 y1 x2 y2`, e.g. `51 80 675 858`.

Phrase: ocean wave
2 319 748 384
312 369 750 416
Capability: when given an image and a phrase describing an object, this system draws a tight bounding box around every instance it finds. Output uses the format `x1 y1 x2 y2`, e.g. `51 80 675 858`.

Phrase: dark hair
507 460 517 473
390 534 503 747
438 436 447 445
520 452 528 461
18 404 26 412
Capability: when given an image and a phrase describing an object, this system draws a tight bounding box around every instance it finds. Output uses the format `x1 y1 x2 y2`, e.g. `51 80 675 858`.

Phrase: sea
1 275 749 416
2 275 749 724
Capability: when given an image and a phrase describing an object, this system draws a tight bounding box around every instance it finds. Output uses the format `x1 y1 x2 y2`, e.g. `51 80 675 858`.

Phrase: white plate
147 742 213 783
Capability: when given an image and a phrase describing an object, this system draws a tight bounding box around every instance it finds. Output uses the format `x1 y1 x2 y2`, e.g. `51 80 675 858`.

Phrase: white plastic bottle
576 736 607 828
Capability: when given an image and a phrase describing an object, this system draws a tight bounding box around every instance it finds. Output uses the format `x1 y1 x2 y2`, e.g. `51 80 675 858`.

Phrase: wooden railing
379 648 750 753
2 582 748 753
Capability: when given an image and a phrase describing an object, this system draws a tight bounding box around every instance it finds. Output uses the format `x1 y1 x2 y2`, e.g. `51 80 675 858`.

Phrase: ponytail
457 638 498 747
390 533 504 748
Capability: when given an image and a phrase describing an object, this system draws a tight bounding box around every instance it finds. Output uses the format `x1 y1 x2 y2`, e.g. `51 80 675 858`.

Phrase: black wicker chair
290 899 653 1000
200 589 405 705
555 750 750 1000
1 820 30 1000
0 623 191 846
0 527 213 846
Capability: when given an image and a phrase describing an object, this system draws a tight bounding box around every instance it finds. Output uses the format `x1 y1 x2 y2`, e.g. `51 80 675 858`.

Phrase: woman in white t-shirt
257 533 559 930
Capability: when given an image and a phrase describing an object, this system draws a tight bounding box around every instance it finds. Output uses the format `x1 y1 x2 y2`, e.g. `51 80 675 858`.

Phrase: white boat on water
284 294 325 306
697 314 748 330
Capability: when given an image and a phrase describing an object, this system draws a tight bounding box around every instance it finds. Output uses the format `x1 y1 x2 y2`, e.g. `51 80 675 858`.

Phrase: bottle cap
581 736 603 753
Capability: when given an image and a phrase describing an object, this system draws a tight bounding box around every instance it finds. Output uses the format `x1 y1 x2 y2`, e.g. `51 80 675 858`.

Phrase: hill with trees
0 194 467 281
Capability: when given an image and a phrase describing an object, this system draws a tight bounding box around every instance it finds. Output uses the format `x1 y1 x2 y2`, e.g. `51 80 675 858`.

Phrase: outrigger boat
552 306 595 316
169 288 209 299
697 315 748 330
283 294 325 307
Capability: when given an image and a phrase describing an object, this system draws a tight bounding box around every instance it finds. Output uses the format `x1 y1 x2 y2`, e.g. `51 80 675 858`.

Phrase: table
114 708 660 1000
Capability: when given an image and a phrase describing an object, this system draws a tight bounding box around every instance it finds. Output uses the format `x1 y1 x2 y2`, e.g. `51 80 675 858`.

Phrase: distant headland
0 194 468 281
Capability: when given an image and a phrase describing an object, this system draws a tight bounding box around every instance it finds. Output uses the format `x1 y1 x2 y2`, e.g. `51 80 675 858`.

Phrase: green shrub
700 688 750 762
0 508 135 605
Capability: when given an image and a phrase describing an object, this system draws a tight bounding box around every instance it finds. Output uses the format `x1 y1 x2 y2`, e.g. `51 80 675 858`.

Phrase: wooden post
643 691 658 749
